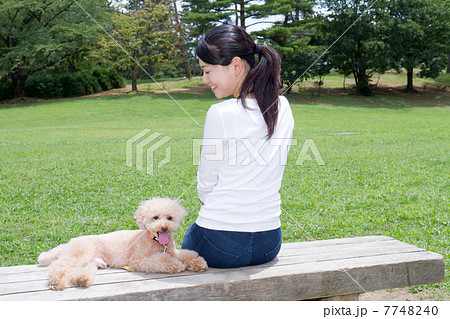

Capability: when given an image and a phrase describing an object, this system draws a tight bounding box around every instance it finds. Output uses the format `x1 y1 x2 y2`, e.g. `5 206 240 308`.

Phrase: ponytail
240 44 282 138
196 24 282 138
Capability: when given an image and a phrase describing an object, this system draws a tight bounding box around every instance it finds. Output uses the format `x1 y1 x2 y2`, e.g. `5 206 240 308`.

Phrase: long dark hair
196 24 282 138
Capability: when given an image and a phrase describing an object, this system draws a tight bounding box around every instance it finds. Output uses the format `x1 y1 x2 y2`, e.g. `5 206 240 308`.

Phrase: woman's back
197 96 294 232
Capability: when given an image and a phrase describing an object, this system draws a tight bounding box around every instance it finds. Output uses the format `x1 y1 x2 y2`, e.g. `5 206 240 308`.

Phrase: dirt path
361 288 449 301
0 82 213 105
3 76 448 106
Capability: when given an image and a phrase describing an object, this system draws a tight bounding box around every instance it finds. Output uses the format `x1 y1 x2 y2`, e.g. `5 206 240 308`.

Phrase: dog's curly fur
38 197 207 290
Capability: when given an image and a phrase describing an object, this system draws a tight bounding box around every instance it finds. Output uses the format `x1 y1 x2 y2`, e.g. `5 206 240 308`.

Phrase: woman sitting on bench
182 24 294 268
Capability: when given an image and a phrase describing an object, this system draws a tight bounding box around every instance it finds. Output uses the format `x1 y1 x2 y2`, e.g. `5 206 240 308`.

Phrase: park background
0 0 449 300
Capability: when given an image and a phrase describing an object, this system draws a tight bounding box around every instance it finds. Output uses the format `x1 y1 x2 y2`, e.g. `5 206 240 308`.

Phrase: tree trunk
183 56 191 80
192 57 197 77
239 1 245 28
446 54 450 74
11 70 27 99
353 69 367 88
406 67 414 93
353 69 373 95
353 70 359 87
357 70 367 87
131 68 139 92
172 0 191 79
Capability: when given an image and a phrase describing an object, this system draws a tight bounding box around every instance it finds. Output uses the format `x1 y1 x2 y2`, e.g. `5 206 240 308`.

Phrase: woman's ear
231 57 244 76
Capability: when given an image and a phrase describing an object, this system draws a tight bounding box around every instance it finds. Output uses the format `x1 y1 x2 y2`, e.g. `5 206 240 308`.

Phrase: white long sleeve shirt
196 96 294 232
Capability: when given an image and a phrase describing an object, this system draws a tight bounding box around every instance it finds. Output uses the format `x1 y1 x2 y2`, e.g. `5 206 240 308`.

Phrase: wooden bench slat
278 238 422 257
280 235 394 250
0 264 47 275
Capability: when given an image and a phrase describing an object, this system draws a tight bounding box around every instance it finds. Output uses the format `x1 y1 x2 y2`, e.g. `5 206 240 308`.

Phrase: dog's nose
161 227 168 232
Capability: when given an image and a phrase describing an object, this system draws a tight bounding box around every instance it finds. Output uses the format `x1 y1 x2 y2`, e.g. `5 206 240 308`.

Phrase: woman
182 24 294 268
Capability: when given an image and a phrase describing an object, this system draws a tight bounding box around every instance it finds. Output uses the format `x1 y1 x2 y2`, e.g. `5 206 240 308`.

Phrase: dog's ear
174 199 187 219
134 202 147 230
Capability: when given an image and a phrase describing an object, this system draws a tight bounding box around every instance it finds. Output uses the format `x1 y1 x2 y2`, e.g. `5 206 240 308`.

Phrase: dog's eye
167 216 172 220
153 216 159 220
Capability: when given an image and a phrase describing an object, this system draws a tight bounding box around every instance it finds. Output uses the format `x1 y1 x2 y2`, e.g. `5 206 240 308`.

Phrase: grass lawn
0 90 448 299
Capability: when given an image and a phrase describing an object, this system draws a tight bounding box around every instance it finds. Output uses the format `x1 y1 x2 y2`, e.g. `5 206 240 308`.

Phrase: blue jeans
181 223 282 268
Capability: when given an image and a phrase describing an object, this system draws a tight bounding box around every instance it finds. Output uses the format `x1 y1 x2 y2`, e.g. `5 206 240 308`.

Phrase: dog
38 197 207 290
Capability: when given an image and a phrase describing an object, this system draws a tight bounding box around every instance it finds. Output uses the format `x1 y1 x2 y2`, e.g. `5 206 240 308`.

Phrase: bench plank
0 236 444 301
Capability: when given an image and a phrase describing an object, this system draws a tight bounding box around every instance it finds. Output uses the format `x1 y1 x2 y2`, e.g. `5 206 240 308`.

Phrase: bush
78 70 102 95
25 74 64 99
0 80 14 101
92 68 112 91
107 69 125 89
23 68 125 99
60 73 86 98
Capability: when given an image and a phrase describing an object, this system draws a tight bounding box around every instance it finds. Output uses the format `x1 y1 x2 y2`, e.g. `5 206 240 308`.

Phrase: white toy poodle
38 197 207 290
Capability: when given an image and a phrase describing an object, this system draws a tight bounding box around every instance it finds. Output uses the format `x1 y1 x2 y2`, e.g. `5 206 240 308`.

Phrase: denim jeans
181 223 282 268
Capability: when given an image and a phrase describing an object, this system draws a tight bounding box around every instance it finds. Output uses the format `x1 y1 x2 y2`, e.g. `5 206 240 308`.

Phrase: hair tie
254 44 260 55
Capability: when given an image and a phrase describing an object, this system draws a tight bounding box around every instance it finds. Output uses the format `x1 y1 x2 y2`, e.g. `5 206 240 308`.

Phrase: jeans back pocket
194 236 240 268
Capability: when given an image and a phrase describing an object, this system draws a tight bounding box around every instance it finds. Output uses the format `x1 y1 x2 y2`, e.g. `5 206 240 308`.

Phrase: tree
253 0 319 90
181 0 232 75
182 0 233 40
99 0 178 92
181 0 262 32
379 0 450 92
171 0 191 79
318 0 390 95
0 0 111 98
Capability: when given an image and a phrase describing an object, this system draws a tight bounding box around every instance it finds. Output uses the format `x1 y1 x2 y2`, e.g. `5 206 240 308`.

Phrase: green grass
0 90 448 299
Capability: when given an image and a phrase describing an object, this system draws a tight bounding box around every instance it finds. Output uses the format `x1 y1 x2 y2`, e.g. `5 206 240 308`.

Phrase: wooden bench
0 236 445 301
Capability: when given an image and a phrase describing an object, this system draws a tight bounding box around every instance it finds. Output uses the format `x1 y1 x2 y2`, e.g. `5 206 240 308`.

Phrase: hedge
0 80 14 101
19 68 125 100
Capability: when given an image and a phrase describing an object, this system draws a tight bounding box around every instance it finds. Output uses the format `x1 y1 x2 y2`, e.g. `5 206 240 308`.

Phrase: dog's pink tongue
158 232 169 245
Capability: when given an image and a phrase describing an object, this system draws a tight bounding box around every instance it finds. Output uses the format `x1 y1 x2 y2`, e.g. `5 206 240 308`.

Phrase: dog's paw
166 260 186 273
94 258 107 269
186 256 208 272
75 275 94 288
159 254 186 273
49 280 67 291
